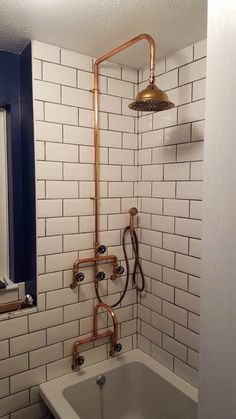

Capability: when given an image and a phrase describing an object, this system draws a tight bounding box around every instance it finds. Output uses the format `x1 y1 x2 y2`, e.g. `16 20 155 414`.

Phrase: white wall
137 39 206 388
198 0 236 417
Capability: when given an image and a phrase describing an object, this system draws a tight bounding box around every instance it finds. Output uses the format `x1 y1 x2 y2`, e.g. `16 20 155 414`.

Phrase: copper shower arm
95 33 156 84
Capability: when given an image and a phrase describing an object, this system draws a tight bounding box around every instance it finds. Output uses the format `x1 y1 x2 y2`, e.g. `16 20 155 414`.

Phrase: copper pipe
71 254 118 289
71 302 118 370
93 33 156 255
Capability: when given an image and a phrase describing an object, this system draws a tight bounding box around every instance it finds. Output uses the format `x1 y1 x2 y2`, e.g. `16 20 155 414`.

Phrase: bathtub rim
39 348 198 419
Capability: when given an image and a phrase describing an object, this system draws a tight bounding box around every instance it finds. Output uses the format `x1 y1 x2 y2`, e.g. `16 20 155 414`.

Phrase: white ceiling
0 0 207 68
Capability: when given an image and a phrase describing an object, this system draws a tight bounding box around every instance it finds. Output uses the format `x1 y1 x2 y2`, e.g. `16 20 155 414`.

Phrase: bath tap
71 302 122 370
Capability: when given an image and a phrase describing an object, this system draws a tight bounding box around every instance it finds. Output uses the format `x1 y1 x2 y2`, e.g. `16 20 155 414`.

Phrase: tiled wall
0 38 206 418
0 41 138 419
137 39 206 388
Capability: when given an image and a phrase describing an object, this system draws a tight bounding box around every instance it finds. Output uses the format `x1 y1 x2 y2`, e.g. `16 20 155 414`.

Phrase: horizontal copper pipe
71 254 118 289
72 302 118 370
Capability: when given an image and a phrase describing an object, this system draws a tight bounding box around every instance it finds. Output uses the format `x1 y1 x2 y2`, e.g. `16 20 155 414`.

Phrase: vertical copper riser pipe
93 33 156 257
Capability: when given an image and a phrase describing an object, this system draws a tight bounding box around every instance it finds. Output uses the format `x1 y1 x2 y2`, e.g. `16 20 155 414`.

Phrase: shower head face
129 207 138 216
129 84 175 112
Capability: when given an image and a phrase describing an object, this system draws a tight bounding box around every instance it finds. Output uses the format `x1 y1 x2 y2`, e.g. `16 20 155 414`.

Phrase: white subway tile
0 390 29 417
142 198 162 214
176 181 202 200
62 86 93 109
43 62 76 86
38 236 62 255
176 253 201 277
138 148 152 165
175 218 202 239
63 198 93 216
108 182 133 197
36 141 45 160
151 312 174 337
151 343 174 370
164 199 189 218
109 114 134 133
34 100 44 120
29 308 63 332
188 348 199 370
47 321 78 345
164 124 191 145
175 289 200 315
175 324 199 352
152 247 174 268
30 343 63 368
189 275 201 296
46 181 78 198
10 366 46 393
64 125 93 146
164 160 190 181
0 341 9 360
142 165 163 181
163 233 188 254
61 50 92 71
37 161 62 180
38 199 62 217
193 78 206 101
163 301 188 327
122 166 138 181
152 214 174 233
46 287 78 309
188 312 200 334
45 103 78 125
140 293 162 314
163 267 187 290
137 334 151 355
64 232 93 252
142 229 162 248
46 251 77 273
163 334 187 361
99 61 121 79
192 120 205 141
167 84 191 106
100 94 121 114
0 378 9 399
35 121 62 142
141 322 162 346
179 58 206 85
139 114 152 133
33 41 60 63
38 272 63 292
142 130 163 148
166 46 193 71
34 80 60 103
191 161 203 180
108 78 133 99
46 217 78 235
138 182 152 197
178 100 205 124
109 148 134 165
153 108 177 129
174 359 198 387
122 66 138 83
177 141 204 162
0 317 28 340
157 69 178 91
0 354 28 380
152 181 175 198
64 300 93 322
190 201 202 220
123 132 138 149
194 38 207 60
10 401 48 419
153 145 176 164
152 279 174 302
46 356 71 380
33 58 42 79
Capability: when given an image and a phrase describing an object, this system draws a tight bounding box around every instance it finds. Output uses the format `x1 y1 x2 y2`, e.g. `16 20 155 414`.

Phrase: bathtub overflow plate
96 375 106 388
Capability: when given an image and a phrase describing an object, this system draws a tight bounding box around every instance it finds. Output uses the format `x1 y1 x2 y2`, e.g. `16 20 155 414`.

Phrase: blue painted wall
0 44 36 299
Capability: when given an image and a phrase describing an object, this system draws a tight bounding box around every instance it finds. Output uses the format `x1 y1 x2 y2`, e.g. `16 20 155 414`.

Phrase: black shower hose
95 225 145 308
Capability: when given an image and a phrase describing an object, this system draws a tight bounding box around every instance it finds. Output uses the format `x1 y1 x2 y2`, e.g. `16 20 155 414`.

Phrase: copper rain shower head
129 84 175 112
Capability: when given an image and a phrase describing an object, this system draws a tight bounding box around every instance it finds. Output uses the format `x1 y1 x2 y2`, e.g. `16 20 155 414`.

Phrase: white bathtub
40 349 198 419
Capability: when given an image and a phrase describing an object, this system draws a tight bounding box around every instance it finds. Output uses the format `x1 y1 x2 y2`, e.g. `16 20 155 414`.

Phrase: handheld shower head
129 207 138 216
129 83 175 112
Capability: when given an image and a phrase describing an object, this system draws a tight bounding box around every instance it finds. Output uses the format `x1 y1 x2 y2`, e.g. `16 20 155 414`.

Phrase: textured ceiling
0 0 207 68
